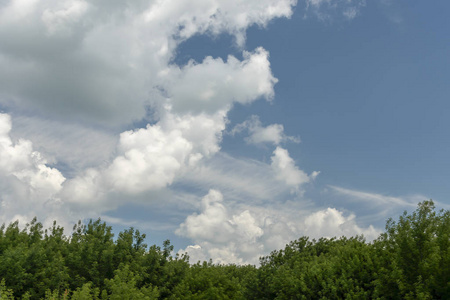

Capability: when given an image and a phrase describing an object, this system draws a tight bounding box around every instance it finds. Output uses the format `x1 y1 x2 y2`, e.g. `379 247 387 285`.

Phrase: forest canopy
0 200 448 299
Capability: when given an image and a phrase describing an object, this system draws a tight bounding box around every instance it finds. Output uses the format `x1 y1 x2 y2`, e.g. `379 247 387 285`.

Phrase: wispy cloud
328 185 419 208
177 153 291 202
9 114 117 174
326 185 434 226
304 0 366 21
231 115 300 146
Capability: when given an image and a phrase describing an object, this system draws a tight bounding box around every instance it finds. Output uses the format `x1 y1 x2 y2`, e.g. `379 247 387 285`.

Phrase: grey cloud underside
0 0 295 126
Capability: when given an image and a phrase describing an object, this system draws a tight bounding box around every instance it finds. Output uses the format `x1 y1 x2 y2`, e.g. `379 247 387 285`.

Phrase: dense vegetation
0 200 448 299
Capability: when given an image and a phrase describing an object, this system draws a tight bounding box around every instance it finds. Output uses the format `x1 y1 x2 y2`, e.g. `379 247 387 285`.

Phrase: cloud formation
0 0 291 217
9 114 118 172
326 185 434 226
0 113 67 228
305 0 366 21
232 115 299 145
271 146 319 193
177 189 379 265
0 0 295 126
167 49 277 114
328 185 419 208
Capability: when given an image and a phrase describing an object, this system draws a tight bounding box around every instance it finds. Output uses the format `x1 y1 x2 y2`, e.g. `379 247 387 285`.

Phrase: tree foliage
0 201 448 299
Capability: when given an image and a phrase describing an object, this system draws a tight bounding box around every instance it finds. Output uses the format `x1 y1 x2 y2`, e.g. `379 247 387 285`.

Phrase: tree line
0 200 448 299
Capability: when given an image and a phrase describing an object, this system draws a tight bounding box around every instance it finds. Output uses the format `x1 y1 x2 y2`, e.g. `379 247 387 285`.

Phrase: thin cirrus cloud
304 0 366 21
328 185 422 208
9 114 118 172
325 185 437 227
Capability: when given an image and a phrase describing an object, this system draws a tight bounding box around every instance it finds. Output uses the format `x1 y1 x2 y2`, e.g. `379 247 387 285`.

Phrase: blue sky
0 0 449 264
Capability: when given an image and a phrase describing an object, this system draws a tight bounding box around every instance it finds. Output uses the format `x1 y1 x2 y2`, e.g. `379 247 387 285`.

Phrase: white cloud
176 146 318 204
176 190 266 264
177 190 234 244
0 0 295 126
166 48 277 114
0 114 65 192
325 185 437 227
177 189 380 265
305 0 366 21
0 0 291 217
160 110 227 157
177 152 304 203
232 115 299 145
105 124 194 194
304 207 378 239
59 108 228 211
328 185 418 207
271 146 317 193
0 113 69 228
0 0 297 218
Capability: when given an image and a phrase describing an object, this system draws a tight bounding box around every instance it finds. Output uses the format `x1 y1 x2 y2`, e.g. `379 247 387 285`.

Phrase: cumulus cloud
271 146 318 193
0 113 68 228
0 0 290 216
166 48 277 114
0 0 295 126
1 109 229 224
0 114 65 193
304 207 378 239
176 190 265 264
232 115 299 145
106 125 194 194
0 0 294 217
177 189 380 265
61 109 227 207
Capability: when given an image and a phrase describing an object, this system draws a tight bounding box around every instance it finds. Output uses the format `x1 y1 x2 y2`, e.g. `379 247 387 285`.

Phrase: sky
0 0 449 265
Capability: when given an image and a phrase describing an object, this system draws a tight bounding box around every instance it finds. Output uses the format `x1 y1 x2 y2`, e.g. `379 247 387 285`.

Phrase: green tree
66 219 115 291
104 264 158 300
173 261 256 299
71 282 100 300
374 200 450 299
0 279 15 300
